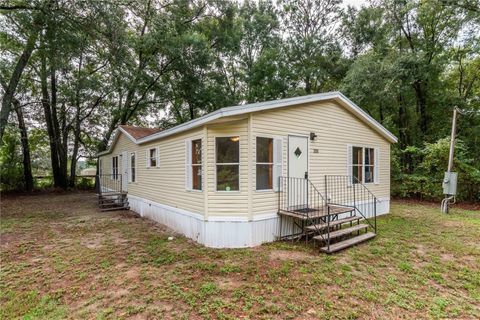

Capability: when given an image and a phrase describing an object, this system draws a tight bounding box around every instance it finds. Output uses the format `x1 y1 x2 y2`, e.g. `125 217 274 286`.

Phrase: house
97 92 397 250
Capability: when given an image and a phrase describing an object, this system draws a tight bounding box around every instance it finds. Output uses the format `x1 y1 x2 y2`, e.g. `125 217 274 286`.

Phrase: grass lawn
1 192 479 319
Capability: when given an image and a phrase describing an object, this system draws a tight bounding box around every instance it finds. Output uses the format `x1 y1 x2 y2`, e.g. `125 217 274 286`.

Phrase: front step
313 223 369 241
320 232 376 253
100 205 130 212
306 216 360 231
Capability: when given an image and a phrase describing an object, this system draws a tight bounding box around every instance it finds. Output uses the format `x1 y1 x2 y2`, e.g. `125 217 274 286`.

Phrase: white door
121 151 128 192
288 135 308 209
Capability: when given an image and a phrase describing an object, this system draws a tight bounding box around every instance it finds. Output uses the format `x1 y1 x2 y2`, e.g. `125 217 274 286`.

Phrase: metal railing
277 175 378 250
278 176 327 217
278 176 329 242
96 174 123 195
324 175 377 233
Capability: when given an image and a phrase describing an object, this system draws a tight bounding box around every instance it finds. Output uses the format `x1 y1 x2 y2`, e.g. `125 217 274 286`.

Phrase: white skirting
127 194 390 248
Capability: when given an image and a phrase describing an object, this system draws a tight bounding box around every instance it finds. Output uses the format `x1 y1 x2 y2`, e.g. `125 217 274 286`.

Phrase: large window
130 152 136 183
216 137 239 191
112 156 118 180
350 146 377 184
256 137 273 190
191 139 202 190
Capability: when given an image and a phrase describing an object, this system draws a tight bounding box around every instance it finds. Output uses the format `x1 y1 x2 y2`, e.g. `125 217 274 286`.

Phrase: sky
341 0 368 9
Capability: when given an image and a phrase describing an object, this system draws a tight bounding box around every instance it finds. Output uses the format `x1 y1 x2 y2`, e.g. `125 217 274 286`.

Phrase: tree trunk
69 111 81 188
0 30 39 142
413 81 428 136
14 98 34 191
44 17 68 190
40 47 62 188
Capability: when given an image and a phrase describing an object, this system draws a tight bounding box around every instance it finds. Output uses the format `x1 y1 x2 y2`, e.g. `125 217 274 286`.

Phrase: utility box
443 172 458 196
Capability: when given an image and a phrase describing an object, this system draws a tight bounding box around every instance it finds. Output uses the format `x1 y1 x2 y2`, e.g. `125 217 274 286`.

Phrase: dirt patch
124 267 140 280
269 249 311 261
393 198 480 211
216 277 244 290
440 253 455 262
81 233 105 249
1 192 479 319
110 288 130 299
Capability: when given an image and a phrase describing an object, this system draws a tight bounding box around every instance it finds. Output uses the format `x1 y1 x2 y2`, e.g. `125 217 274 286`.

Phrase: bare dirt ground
1 191 479 319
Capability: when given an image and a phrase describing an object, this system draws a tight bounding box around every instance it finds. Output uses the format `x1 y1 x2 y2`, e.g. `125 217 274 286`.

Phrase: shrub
392 138 480 202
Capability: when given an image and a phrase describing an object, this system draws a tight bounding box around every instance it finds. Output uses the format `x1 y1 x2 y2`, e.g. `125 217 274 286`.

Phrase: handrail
352 176 377 233
324 175 377 234
97 173 123 195
277 176 329 242
277 175 378 247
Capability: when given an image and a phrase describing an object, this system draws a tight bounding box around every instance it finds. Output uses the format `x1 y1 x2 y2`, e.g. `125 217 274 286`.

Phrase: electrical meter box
443 172 458 196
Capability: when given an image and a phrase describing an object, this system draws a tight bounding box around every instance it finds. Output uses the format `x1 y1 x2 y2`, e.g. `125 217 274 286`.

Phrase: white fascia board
101 91 397 152
137 92 339 144
336 92 398 143
96 126 138 157
138 91 397 144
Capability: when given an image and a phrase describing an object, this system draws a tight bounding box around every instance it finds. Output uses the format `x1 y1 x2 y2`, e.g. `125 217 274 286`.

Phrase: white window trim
129 151 136 183
185 138 203 192
255 136 274 191
112 155 119 180
347 145 379 185
214 136 241 192
147 147 160 168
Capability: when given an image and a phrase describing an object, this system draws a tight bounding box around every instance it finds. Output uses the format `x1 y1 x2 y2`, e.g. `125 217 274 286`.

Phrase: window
147 147 159 167
130 152 136 183
186 139 203 191
364 148 375 183
349 146 378 184
191 139 202 190
256 137 273 190
112 156 118 180
216 137 239 191
99 159 103 176
352 147 363 183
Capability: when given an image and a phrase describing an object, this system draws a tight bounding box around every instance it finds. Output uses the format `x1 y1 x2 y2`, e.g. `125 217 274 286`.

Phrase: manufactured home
97 92 397 252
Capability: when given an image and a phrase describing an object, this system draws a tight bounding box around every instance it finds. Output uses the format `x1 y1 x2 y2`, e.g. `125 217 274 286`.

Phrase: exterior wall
251 100 391 217
100 128 205 216
206 120 249 219
98 99 392 248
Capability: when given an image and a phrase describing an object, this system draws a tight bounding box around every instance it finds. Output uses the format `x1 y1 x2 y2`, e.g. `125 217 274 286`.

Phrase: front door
288 135 308 209
121 151 128 192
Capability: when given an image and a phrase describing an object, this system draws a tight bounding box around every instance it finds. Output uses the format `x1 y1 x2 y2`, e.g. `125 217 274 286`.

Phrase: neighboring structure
97 92 397 249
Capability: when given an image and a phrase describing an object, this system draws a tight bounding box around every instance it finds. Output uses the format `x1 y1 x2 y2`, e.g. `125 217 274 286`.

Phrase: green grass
0 192 479 319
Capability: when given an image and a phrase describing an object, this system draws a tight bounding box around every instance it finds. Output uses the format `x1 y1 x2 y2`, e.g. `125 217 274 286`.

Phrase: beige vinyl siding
101 134 135 178
251 100 391 215
99 99 391 220
100 128 205 215
206 120 249 217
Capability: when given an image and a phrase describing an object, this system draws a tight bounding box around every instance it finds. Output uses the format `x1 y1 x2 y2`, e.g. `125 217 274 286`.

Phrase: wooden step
306 216 360 231
100 206 130 212
313 224 369 241
319 232 376 253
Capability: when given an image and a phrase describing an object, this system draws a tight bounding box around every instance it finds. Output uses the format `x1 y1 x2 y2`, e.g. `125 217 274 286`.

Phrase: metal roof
98 91 397 156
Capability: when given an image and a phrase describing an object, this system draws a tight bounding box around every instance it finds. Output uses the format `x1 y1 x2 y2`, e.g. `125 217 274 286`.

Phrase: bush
0 128 25 192
392 138 480 202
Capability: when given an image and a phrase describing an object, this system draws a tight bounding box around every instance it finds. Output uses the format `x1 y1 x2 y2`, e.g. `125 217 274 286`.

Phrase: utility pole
447 108 458 173
441 107 459 214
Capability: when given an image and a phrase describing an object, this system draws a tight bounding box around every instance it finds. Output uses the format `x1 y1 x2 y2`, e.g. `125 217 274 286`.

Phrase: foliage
0 127 24 191
392 138 480 201
0 0 479 199
1 193 479 318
